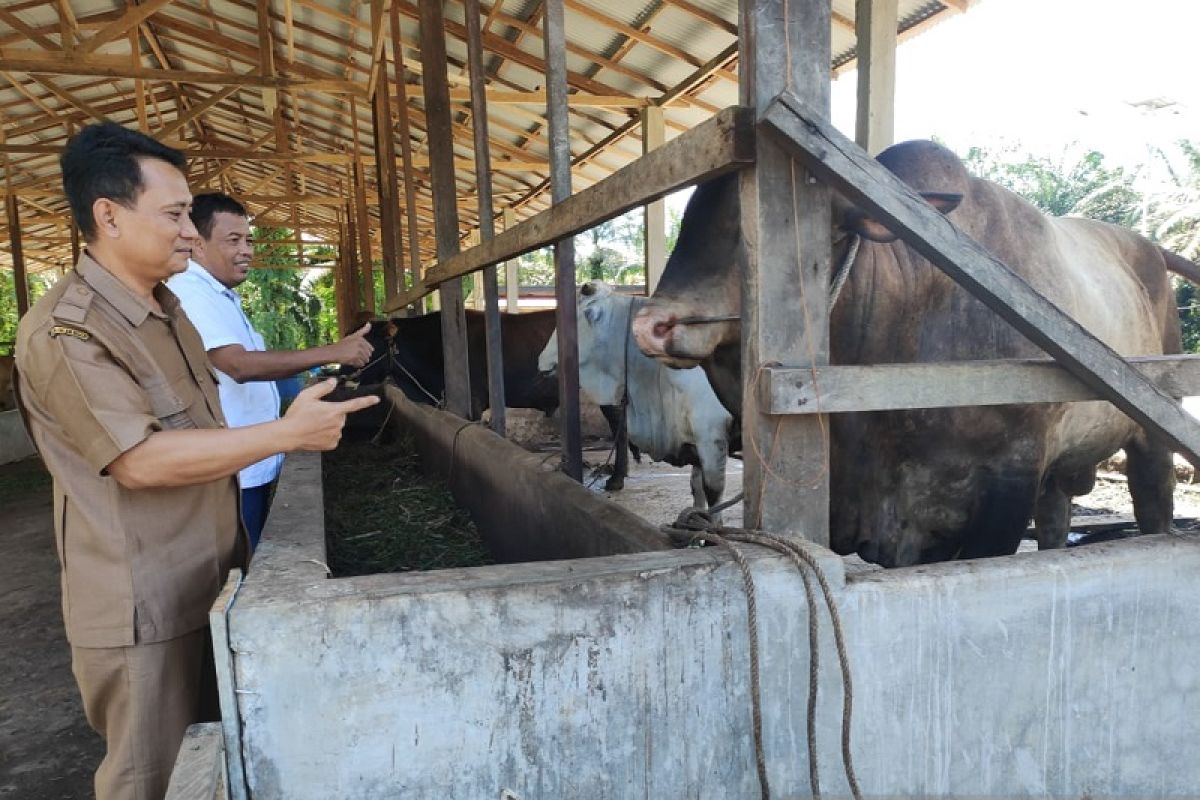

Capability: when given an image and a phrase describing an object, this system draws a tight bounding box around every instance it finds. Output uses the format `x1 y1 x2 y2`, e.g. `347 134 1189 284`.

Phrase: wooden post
349 95 375 313
543 0 583 481
419 0 472 418
372 46 402 302
739 0 832 543
855 0 897 154
641 105 666 293
465 0 506 435
344 201 362 319
503 207 519 312
5 193 29 317
392 0 424 314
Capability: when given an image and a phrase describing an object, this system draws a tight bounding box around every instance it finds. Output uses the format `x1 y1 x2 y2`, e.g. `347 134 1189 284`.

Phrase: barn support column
5 193 29 317
344 202 363 320
641 105 666 293
391 0 423 316
372 46 402 304
543 0 583 482
739 0 832 543
349 95 375 314
420 0 472 418
855 0 898 154
503 207 519 312
465 0 507 435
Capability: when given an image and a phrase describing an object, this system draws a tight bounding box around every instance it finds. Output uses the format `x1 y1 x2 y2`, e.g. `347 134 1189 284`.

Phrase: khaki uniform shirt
15 253 244 649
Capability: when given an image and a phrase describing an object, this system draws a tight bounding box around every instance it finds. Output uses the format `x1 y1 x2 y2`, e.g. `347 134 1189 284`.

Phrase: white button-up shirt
167 260 283 489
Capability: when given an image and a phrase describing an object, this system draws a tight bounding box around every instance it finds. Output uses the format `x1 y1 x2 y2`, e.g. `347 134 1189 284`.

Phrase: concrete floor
0 457 102 800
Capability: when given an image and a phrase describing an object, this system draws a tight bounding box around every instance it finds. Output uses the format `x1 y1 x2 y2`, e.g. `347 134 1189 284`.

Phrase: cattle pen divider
179 384 1200 799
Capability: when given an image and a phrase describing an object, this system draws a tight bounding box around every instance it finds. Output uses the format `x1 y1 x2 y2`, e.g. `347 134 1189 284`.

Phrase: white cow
539 280 733 513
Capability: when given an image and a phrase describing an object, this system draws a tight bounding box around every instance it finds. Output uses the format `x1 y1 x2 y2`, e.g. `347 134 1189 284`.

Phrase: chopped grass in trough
323 434 493 577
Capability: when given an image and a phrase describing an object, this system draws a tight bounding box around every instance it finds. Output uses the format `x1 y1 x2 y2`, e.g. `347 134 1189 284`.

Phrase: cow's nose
632 306 675 357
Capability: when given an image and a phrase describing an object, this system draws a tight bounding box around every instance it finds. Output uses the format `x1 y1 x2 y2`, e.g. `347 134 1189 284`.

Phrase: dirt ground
0 457 102 800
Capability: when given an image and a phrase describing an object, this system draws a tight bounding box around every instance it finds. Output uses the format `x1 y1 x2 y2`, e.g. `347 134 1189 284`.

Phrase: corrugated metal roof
0 0 973 275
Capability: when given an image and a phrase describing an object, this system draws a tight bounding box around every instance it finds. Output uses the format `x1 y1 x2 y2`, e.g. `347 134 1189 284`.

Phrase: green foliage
0 271 56 355
961 145 1140 225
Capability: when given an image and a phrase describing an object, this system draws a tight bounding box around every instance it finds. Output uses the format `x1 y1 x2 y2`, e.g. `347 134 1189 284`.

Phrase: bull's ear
582 301 604 325
580 281 597 297
920 191 963 215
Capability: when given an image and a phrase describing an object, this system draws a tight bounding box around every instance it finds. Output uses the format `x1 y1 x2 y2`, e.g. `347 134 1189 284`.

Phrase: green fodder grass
323 433 493 577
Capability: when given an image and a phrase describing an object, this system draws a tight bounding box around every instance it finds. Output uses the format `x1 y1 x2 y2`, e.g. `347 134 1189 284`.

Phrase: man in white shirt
169 193 374 549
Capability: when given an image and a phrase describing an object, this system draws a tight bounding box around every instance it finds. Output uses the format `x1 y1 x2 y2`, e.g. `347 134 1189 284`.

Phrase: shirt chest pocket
146 374 202 430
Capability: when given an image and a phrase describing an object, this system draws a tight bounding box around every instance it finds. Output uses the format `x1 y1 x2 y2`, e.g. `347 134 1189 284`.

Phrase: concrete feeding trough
181 387 1200 800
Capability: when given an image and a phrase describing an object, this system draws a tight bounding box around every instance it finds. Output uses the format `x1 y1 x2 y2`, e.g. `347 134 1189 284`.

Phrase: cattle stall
172 385 1200 799
173 0 1200 797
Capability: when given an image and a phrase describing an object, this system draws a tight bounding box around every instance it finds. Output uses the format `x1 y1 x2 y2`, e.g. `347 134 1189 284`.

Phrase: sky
830 0 1200 170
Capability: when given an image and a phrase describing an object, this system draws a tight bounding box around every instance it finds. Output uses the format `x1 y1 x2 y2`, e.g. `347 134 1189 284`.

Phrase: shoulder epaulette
51 280 95 325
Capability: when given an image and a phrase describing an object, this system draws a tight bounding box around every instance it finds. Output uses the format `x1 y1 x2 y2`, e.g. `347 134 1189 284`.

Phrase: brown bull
633 140 1189 567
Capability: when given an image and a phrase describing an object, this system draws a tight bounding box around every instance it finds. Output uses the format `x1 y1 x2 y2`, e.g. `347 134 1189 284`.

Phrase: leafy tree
961 145 1140 225
237 226 321 350
0 271 56 355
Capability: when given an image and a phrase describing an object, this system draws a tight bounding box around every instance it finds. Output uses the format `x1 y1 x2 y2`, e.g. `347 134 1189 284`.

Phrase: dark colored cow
350 309 636 487
633 140 1192 567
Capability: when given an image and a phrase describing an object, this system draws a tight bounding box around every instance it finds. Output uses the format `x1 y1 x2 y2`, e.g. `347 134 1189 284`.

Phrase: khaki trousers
71 628 219 800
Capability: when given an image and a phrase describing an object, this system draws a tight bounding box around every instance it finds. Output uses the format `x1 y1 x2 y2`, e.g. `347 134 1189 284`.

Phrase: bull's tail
1163 248 1200 284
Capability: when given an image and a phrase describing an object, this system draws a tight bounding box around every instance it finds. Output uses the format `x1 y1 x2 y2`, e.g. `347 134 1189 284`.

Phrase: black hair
60 122 187 242
190 192 249 240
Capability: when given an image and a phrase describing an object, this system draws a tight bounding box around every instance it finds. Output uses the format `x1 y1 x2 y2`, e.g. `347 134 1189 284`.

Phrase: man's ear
91 198 122 240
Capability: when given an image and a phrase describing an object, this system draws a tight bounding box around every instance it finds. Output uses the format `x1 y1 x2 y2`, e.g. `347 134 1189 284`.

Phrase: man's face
194 211 253 288
107 158 197 281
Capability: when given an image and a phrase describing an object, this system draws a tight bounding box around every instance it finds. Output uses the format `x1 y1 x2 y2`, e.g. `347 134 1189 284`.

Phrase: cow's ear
921 191 963 215
582 301 604 325
580 281 597 297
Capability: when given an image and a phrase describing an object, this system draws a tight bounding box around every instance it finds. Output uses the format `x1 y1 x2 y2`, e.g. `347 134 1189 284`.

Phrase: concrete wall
221 398 1200 799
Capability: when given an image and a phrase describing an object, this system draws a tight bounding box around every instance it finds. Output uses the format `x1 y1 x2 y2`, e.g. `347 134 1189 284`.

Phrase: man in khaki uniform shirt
15 122 378 800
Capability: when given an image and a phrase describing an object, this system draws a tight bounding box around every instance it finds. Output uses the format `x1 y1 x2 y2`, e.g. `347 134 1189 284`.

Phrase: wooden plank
6 194 29 317
760 90 1200 467
164 723 227 800
76 0 176 55
419 0 471 418
640 105 666 293
465 0 506 436
422 105 753 287
855 0 897 154
371 47 401 301
738 0 832 544
349 94 375 313
392 0 423 311
761 355 1200 414
502 207 518 312
0 51 366 94
543 0 582 482
208 570 247 800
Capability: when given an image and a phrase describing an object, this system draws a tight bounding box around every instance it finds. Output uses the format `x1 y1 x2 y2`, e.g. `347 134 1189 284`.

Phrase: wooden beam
5 194 29 317
543 0 582 481
640 105 666 293
0 50 366 94
465 0 506 435
761 356 1200 414
372 45 402 301
349 94 374 313
419 0 471 418
0 6 57 49
761 90 1200 467
739 0 832 544
408 87 647 106
391 0 423 309
423 106 752 287
76 0 178 55
855 0 897 154
156 87 242 140
502 206 518 312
